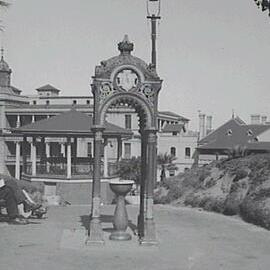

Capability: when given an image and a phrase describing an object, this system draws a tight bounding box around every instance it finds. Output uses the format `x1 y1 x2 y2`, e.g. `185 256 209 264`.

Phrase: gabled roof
162 123 185 133
198 116 270 151
36 84 60 92
14 110 132 137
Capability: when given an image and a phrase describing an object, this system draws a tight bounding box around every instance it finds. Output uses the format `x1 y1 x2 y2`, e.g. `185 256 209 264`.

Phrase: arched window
170 147 176 157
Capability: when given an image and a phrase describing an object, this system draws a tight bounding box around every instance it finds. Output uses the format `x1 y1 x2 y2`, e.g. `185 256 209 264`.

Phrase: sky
0 0 270 130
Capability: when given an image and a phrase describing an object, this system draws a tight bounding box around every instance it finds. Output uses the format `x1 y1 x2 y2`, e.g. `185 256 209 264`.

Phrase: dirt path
0 205 269 270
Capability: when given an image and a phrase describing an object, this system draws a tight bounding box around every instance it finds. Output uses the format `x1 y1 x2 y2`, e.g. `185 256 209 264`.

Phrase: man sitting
0 176 42 224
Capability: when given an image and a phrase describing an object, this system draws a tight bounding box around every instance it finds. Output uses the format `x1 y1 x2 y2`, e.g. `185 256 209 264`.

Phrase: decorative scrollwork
99 82 113 102
138 84 155 106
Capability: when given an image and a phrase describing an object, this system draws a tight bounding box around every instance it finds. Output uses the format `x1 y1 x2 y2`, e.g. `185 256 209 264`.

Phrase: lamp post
254 0 270 16
147 0 161 68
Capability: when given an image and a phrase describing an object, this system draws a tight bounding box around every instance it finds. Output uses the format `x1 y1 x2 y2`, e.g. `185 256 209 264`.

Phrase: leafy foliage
224 145 248 160
117 157 141 185
0 1 9 7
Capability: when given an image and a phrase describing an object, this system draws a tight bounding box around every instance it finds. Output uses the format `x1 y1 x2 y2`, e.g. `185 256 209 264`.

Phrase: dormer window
226 129 232 136
247 129 253 136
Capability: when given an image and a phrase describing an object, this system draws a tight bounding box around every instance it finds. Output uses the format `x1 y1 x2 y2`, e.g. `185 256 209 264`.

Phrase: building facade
0 54 198 183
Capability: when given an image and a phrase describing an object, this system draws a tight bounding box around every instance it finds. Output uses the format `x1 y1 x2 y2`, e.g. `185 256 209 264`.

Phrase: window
46 100 50 105
124 143 131 159
185 147 191 159
86 100 90 105
247 129 253 136
125 115 132 129
73 100 77 105
87 142 92 158
33 100 37 105
170 147 176 157
226 129 232 136
172 131 178 136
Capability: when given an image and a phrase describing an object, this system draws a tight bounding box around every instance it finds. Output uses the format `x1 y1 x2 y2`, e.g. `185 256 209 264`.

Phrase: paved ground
0 204 270 270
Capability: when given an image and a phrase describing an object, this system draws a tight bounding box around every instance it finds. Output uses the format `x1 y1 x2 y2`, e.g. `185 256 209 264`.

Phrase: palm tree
157 153 178 183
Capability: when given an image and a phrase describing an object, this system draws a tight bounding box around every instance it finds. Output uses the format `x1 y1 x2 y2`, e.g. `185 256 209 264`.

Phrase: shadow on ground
80 214 137 235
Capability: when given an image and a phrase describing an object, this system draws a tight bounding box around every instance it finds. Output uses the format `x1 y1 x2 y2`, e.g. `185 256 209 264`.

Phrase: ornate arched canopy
91 35 162 129
88 35 162 245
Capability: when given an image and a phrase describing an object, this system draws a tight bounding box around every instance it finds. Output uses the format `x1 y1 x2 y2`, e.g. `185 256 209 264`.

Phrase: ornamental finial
118 35 134 55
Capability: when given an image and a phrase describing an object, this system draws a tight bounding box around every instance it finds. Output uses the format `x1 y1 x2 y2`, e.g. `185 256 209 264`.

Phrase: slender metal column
40 137 46 173
45 141 50 173
22 137 27 174
117 137 122 162
16 115 20 128
86 126 105 245
67 138 72 179
15 141 20 179
138 130 147 239
140 130 158 245
103 139 108 178
147 0 161 68
31 137 37 176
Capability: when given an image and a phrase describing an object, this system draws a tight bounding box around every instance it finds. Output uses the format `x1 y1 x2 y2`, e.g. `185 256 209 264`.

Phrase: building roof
36 84 61 92
158 111 189 121
198 116 270 152
14 109 133 137
11 86 22 95
162 123 185 133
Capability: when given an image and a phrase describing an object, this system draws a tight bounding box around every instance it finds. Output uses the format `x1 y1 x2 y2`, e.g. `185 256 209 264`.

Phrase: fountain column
86 126 105 244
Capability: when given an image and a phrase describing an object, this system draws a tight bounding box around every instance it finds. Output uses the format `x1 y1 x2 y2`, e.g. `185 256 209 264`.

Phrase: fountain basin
109 180 134 196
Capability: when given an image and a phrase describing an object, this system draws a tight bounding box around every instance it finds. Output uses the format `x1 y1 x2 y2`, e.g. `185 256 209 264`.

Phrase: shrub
240 196 270 229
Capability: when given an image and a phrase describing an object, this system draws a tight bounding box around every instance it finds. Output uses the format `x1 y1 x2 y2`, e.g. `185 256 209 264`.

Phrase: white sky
1 0 270 130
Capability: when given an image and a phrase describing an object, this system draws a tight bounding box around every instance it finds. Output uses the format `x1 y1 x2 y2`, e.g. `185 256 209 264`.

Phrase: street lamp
137 0 162 240
147 0 161 68
254 0 270 16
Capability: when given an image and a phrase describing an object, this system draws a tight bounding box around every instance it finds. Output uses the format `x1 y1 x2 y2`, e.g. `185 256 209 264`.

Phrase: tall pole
147 0 161 68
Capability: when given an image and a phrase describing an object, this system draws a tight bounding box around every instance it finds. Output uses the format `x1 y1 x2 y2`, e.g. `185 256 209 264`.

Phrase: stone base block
85 218 104 245
139 218 158 246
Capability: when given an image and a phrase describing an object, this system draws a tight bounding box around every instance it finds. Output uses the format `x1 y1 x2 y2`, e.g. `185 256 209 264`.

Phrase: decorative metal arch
99 92 155 129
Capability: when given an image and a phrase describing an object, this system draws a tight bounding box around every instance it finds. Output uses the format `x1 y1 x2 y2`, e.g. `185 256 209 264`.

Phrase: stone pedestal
109 180 134 241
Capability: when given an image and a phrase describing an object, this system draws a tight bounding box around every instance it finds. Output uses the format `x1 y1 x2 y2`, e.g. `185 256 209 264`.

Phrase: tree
117 157 141 186
0 1 9 7
224 145 248 160
157 153 178 183
254 0 270 17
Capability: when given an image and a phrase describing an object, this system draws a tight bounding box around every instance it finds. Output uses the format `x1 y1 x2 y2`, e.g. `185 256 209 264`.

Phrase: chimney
250 114 261 125
206 115 213 135
199 113 206 140
261 115 267 125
